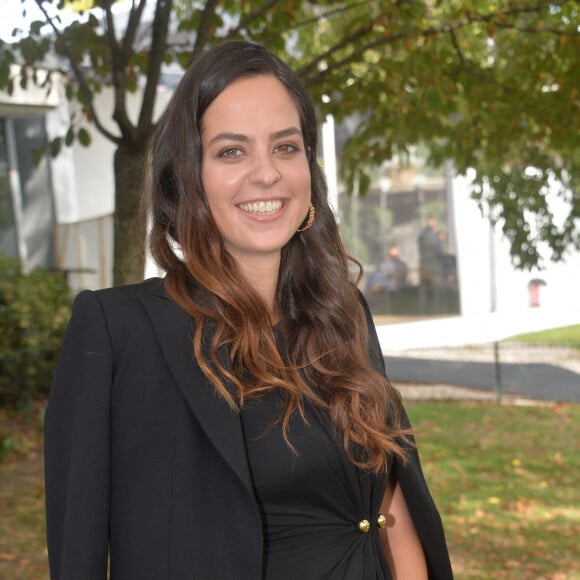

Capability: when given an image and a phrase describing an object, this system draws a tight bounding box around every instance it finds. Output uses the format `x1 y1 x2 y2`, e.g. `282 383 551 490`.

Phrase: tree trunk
113 142 149 286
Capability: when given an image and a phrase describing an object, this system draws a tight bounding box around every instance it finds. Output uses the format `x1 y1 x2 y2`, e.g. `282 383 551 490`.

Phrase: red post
528 279 545 308
529 283 540 307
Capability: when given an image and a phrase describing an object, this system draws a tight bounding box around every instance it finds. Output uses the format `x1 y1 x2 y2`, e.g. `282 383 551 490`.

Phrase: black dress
241 389 393 580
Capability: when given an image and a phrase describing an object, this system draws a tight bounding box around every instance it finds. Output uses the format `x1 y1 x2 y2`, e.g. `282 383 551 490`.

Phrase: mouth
238 200 284 215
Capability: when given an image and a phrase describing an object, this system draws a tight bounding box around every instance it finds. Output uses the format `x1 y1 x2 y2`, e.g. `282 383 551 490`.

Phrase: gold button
358 519 371 533
377 513 395 528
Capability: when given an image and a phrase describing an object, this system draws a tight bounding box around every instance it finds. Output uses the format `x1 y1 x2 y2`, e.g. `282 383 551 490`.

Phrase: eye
218 147 243 159
275 143 300 155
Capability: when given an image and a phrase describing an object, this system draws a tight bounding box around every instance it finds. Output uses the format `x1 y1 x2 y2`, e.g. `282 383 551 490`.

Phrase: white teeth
238 200 283 215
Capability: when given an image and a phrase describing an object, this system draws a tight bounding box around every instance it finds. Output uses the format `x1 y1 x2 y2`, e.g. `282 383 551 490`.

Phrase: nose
249 153 281 187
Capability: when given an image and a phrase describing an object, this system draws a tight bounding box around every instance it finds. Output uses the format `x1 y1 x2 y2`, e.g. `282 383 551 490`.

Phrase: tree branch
223 0 284 41
457 0 578 35
120 0 149 58
222 0 373 46
282 0 373 33
447 28 508 92
100 0 135 139
300 28 405 87
297 18 376 80
100 0 146 140
32 0 120 144
138 0 173 133
449 29 466 68
192 0 218 55
495 21 580 36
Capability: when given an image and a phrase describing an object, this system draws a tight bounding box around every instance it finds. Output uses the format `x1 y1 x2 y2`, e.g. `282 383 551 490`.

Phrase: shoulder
90 276 164 303
73 277 164 314
69 277 169 351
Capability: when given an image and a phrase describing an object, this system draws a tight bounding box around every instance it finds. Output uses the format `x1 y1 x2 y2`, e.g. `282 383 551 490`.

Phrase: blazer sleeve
44 290 113 579
358 291 454 579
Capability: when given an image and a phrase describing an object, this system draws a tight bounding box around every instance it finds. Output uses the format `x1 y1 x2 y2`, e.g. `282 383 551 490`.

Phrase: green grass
408 401 580 579
507 324 580 349
1 401 579 579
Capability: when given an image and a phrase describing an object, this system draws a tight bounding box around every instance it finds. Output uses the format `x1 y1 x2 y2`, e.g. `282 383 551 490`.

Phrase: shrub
0 255 73 408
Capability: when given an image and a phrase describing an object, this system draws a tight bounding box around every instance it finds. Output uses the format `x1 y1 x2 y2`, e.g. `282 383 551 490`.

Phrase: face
200 75 312 268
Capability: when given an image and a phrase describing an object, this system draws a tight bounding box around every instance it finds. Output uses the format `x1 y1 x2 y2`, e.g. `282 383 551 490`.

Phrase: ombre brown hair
148 41 409 472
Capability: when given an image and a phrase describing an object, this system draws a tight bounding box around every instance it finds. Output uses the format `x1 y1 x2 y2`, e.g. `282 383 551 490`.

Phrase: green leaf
49 138 61 158
64 127 75 147
77 128 91 147
0 59 12 89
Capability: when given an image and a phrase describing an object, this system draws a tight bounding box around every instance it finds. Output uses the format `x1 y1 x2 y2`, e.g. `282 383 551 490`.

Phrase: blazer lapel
137 279 255 500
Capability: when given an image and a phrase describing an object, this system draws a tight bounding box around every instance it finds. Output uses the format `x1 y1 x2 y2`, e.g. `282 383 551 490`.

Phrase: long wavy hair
148 41 409 472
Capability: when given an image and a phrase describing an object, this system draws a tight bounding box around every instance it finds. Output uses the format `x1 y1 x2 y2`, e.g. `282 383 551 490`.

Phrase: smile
238 200 284 215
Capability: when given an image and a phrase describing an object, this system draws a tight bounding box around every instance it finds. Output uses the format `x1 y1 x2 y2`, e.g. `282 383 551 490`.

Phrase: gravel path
396 383 555 405
387 342 579 405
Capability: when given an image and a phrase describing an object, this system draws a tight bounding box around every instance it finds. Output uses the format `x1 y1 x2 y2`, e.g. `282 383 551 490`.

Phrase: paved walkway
384 343 580 404
374 308 580 404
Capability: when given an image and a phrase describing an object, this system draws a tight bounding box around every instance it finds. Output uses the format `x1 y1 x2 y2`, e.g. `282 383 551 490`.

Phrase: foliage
0 0 578 282
0 255 72 409
507 324 580 349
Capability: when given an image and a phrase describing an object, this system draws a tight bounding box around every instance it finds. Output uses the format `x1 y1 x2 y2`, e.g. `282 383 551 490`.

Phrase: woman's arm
44 290 113 579
358 289 454 578
379 477 428 580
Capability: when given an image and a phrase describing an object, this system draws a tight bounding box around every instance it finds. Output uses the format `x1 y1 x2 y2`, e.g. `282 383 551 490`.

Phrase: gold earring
296 204 315 232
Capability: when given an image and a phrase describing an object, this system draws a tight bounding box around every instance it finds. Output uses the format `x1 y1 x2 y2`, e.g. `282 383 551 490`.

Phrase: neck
235 254 280 317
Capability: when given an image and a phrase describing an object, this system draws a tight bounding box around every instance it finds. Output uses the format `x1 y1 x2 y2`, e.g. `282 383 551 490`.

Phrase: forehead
201 75 302 133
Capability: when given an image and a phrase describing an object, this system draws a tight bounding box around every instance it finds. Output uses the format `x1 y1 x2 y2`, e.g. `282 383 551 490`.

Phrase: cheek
203 162 244 194
297 164 312 195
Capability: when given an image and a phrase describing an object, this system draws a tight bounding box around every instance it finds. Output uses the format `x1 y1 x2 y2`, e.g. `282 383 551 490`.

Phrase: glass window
339 160 460 319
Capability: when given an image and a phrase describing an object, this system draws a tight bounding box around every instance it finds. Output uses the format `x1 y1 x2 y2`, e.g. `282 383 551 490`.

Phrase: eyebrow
207 126 303 147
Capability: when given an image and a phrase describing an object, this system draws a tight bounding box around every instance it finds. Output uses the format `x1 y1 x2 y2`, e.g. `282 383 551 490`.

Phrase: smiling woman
44 40 454 580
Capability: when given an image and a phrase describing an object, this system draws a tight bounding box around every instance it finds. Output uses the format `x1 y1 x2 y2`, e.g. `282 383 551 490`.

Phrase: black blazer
45 277 453 579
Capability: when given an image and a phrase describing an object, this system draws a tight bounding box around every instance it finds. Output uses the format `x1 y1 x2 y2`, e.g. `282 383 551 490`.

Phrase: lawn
0 404 46 580
507 324 580 349
407 401 580 579
1 399 578 579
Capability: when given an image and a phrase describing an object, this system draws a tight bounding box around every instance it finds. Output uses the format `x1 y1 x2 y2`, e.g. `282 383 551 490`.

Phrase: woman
45 41 453 579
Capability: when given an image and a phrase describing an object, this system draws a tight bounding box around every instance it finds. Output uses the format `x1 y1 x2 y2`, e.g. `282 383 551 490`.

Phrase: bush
0 255 73 408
